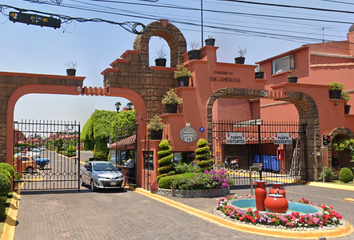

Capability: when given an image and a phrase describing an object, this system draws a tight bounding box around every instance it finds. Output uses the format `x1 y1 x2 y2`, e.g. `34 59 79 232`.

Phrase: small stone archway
206 88 321 180
133 20 187 67
328 127 354 169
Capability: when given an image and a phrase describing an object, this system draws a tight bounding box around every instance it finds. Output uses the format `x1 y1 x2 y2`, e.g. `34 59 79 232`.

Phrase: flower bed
215 196 344 231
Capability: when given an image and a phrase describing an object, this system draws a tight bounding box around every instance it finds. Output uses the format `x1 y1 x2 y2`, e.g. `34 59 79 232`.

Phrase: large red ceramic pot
269 182 286 198
254 180 267 211
264 194 289 213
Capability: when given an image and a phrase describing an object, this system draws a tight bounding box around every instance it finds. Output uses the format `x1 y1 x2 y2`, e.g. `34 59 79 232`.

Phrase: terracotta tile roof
108 134 136 149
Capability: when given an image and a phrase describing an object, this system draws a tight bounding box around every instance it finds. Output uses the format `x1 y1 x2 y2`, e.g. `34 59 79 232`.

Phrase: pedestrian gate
13 120 80 191
212 120 310 188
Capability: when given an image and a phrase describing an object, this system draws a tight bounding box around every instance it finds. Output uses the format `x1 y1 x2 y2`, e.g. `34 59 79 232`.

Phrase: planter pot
150 130 163 140
288 76 298 83
66 69 76 76
345 104 351 114
205 38 215 46
155 58 167 67
255 71 264 79
165 104 178 113
234 57 245 64
329 90 342 99
176 76 190 87
264 194 289 213
188 50 201 60
269 182 286 198
254 180 267 211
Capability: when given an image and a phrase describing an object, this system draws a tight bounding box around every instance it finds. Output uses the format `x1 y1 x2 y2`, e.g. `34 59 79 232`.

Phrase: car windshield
93 163 118 171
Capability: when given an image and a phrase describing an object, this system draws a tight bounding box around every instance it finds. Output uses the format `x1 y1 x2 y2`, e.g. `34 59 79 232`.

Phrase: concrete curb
306 182 354 191
135 188 354 239
1 188 21 240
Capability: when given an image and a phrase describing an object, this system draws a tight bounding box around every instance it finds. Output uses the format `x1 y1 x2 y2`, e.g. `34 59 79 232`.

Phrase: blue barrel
252 155 261 163
270 155 280 172
261 155 271 171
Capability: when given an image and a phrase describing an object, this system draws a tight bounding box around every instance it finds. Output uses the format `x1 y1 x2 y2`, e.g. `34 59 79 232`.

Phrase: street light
115 102 121 112
127 102 133 110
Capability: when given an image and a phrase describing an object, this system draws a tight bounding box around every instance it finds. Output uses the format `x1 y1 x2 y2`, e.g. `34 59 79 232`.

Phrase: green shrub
318 167 336 182
93 151 108 160
0 172 11 196
158 174 184 189
0 204 5 220
67 145 76 152
0 196 6 206
174 163 199 174
195 138 213 171
339 167 354 183
14 172 20 181
157 140 174 175
0 163 15 177
0 169 11 181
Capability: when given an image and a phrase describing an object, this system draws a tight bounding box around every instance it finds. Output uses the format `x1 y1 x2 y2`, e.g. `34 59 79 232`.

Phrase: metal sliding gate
213 120 310 188
13 120 80 191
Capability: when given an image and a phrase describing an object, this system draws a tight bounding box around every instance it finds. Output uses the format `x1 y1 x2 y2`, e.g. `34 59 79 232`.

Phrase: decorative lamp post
127 102 133 110
115 102 121 113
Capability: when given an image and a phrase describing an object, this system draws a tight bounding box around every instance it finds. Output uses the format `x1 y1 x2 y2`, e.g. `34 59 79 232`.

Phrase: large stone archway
206 88 320 180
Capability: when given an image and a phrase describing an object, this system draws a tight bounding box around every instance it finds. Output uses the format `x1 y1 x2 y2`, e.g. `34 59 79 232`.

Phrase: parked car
40 146 46 151
14 155 37 173
80 161 125 192
28 149 41 158
35 158 50 169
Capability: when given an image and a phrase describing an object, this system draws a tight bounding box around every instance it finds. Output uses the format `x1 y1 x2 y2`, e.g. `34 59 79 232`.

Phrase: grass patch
329 180 354 186
0 192 14 236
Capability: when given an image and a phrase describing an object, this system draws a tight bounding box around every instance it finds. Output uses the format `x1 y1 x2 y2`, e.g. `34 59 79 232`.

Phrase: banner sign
274 133 292 145
226 132 246 145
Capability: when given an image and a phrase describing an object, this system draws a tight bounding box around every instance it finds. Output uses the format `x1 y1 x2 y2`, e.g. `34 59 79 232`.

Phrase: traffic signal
106 135 111 144
322 135 331 146
9 12 61 29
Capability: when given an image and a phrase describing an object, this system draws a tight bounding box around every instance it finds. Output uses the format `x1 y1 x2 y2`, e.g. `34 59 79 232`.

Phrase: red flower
248 208 253 213
271 218 277 222
251 218 256 223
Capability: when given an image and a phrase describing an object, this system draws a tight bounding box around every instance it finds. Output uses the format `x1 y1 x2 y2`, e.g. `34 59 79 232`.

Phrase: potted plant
174 64 192 87
65 61 77 76
255 65 264 79
162 88 183 113
287 68 298 83
147 115 165 140
341 91 351 114
187 40 201 60
205 35 215 46
328 82 344 99
235 47 247 64
155 46 167 67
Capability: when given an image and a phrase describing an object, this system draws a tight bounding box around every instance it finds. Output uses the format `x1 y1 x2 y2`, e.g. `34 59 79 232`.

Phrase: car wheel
26 167 33 174
90 179 97 192
80 176 85 186
39 163 45 170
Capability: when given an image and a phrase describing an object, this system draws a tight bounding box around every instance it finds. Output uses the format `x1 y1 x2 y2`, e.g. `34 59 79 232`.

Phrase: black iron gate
13 120 80 191
212 120 309 188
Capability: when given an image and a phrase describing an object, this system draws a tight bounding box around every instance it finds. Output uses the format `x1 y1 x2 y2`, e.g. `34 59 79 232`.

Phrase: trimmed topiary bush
195 138 214 172
0 163 15 177
158 174 184 189
0 172 10 206
157 140 174 176
0 196 6 206
339 167 354 183
0 169 11 181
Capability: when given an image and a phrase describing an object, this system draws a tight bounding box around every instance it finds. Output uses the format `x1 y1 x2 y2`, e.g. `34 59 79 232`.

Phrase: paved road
13 184 354 240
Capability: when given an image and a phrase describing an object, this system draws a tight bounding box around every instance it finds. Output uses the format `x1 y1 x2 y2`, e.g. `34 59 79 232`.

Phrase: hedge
0 163 15 177
339 167 354 183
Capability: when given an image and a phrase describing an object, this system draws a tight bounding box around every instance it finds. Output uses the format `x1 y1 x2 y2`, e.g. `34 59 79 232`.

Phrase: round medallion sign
179 126 198 143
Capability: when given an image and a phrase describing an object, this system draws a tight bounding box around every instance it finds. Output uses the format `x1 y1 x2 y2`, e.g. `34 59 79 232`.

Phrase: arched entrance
206 88 320 181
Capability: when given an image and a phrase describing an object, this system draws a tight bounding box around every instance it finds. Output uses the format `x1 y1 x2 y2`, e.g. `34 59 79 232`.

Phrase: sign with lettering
226 132 246 145
274 133 293 145
210 71 241 83
180 126 198 143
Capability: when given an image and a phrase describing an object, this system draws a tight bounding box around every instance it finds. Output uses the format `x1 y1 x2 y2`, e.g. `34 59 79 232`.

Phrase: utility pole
201 0 204 47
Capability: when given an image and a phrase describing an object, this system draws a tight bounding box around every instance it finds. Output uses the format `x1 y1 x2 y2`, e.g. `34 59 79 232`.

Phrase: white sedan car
80 161 125 192
28 149 41 158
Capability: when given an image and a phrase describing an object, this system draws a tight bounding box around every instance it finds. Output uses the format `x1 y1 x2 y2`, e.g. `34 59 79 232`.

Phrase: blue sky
0 0 352 129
